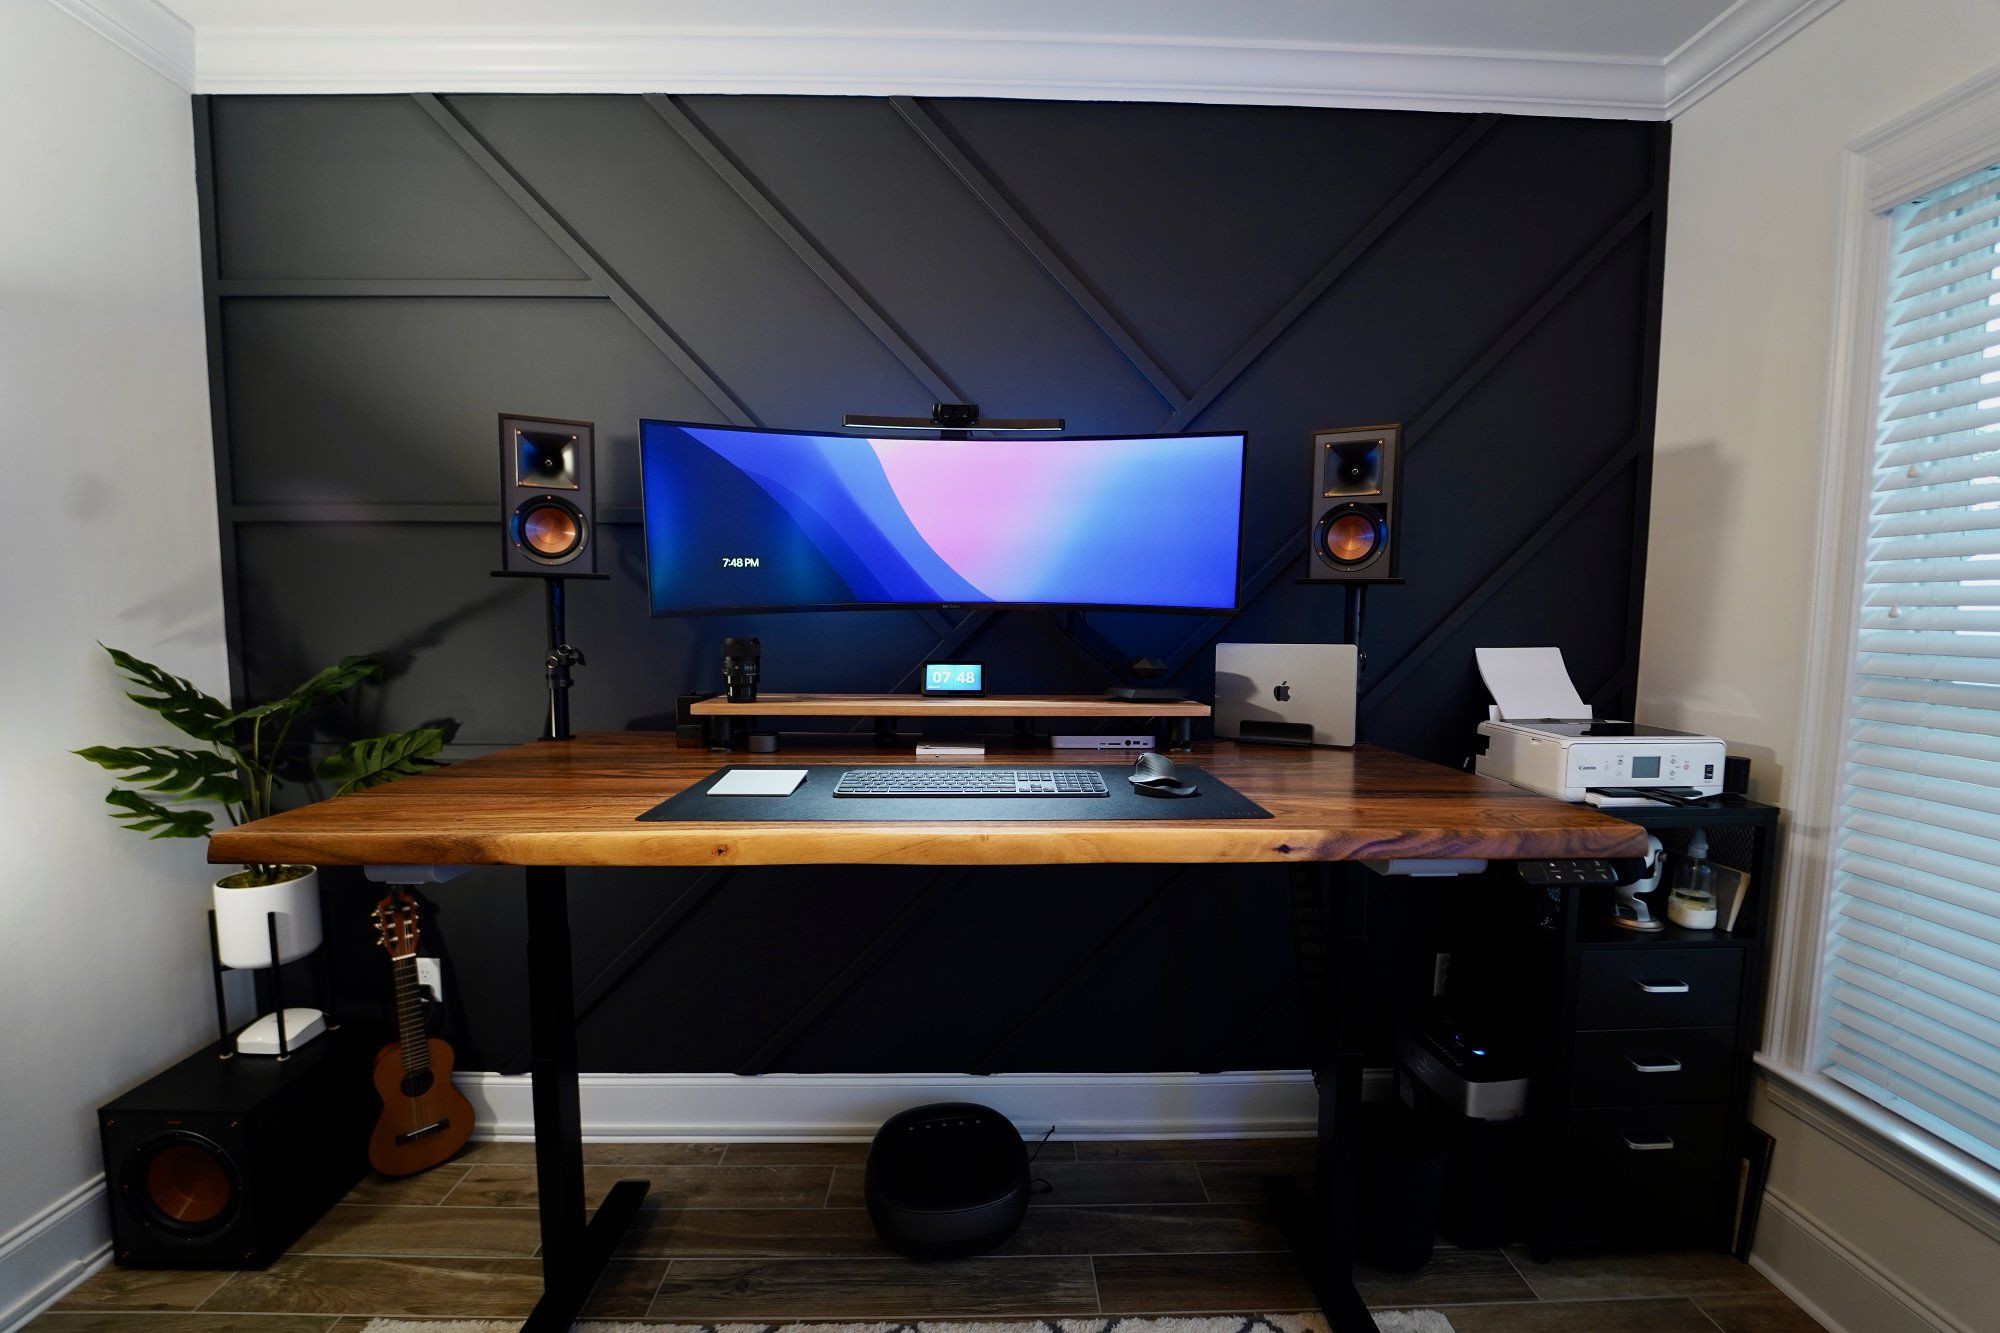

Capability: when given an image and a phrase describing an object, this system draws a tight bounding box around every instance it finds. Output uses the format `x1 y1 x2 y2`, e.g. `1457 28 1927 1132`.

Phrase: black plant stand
206 907 336 1061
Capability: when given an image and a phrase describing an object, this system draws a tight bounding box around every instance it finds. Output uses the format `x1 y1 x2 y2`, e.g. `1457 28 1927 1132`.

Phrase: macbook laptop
1213 643 1358 748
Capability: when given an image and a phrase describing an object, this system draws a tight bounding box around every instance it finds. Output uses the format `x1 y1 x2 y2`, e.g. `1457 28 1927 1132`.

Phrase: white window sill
1756 1055 2000 1243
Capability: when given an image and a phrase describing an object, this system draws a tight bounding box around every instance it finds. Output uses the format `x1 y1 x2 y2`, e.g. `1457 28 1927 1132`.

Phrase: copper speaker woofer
1316 504 1385 568
514 496 586 564
134 1136 239 1235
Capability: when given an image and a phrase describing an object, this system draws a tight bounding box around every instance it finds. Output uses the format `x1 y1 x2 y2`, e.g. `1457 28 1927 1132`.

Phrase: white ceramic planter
212 867 322 968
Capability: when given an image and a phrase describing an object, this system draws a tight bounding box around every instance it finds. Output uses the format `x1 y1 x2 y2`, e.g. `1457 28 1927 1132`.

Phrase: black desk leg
1265 861 1376 1332
521 867 648 1332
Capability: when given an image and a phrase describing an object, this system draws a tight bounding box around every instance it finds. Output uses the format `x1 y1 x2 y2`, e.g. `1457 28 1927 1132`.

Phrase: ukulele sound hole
399 1070 434 1097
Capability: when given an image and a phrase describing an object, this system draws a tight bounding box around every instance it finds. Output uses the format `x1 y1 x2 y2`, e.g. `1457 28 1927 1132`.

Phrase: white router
235 1007 327 1056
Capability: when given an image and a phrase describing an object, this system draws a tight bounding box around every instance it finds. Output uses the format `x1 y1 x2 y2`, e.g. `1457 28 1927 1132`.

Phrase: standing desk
209 733 1645 1332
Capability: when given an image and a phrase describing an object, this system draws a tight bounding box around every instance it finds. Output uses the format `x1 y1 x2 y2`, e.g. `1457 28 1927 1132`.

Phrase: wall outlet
1432 952 1451 997
416 956 443 1004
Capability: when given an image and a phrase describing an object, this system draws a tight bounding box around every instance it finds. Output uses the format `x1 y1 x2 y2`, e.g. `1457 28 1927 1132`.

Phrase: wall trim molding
1767 58 2000 1072
42 0 195 88
1759 1063 2000 1242
1661 0 1847 119
0 1177 110 1333
50 0 1848 120
1753 1186 1969 1333
456 1068 1378 1141
187 28 1662 117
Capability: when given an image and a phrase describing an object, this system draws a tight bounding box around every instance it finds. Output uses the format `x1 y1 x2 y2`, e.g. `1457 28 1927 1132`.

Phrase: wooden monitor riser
689 693 1209 718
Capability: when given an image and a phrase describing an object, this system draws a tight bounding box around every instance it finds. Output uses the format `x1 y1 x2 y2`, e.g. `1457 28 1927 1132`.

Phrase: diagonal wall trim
973 868 1194 1075
739 870 968 1074
1162 533 1307 681
1162 113 1498 432
213 278 604 299
1359 432 1647 715
1401 191 1656 452
411 92 760 428
197 95 1664 1080
499 869 735 1071
646 94 966 406
892 97 1191 413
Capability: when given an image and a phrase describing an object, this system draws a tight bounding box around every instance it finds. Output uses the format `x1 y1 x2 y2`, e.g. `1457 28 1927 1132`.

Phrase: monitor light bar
843 402 1065 433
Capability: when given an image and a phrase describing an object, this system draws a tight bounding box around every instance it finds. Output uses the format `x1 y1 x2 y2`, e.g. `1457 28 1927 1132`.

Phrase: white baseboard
0 1177 111 1333
1751 1187 1969 1333
457 1068 1381 1141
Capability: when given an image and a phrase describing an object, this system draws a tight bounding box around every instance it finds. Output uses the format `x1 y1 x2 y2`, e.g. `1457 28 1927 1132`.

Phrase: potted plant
77 646 448 969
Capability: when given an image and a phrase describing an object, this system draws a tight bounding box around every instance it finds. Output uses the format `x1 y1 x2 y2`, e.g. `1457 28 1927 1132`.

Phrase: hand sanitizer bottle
1667 829 1720 930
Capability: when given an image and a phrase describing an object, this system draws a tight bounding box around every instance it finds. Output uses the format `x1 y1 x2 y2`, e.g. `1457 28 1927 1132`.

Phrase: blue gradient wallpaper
639 422 1244 614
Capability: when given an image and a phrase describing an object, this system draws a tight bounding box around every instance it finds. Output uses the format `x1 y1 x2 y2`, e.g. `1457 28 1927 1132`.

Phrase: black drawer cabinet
1570 1026 1736 1106
1469 799 1781 1260
1577 948 1744 1029
1551 1105 1729 1243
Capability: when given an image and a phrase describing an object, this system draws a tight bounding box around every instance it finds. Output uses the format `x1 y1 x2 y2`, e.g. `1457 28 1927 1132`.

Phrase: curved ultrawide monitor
639 420 1245 615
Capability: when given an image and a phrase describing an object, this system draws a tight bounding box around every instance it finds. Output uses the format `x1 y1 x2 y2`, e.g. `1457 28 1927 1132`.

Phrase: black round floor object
864 1102 1030 1257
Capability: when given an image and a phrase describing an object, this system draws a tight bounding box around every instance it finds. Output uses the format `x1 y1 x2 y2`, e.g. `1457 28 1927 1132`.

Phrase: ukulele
367 890 475 1177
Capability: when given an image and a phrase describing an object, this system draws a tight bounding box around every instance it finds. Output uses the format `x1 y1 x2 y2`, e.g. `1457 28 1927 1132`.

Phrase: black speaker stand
494 570 609 741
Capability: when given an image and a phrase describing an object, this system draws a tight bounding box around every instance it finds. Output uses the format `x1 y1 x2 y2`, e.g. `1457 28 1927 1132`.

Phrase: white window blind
1821 160 2000 1171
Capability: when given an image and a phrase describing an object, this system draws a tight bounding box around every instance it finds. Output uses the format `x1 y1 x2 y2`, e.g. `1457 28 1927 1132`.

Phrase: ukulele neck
393 955 430 1076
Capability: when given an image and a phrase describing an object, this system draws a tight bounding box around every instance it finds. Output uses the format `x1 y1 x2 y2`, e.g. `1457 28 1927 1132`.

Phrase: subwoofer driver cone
513 495 586 565
1316 504 1386 568
130 1134 241 1238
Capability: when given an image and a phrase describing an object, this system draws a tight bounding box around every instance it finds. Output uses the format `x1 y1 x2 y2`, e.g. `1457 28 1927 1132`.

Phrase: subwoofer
99 1034 371 1268
499 414 598 575
1307 423 1403 582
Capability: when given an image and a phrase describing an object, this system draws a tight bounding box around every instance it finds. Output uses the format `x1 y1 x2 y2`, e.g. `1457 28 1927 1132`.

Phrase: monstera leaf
102 646 233 743
317 727 447 796
232 656 384 724
74 745 245 804
104 788 215 838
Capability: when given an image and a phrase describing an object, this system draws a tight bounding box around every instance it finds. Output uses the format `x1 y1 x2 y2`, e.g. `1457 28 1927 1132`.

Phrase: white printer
1472 647 1726 805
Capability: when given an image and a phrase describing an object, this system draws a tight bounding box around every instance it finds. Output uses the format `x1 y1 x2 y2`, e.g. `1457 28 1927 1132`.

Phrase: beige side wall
1646 0 2000 1327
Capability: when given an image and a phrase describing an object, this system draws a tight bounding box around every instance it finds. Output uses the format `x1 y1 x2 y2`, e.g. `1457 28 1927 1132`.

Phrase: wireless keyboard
833 767 1110 798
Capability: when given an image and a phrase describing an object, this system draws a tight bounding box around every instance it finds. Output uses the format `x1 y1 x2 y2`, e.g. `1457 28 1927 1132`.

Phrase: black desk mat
636 765 1272 823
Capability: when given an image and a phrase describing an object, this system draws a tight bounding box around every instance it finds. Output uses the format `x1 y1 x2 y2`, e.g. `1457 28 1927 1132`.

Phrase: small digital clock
921 662 985 697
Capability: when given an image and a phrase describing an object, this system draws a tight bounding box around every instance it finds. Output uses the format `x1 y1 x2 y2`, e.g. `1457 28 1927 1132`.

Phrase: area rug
358 1314 1454 1333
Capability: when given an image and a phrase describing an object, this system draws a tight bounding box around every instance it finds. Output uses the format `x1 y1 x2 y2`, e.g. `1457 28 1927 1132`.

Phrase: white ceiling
56 0 1848 118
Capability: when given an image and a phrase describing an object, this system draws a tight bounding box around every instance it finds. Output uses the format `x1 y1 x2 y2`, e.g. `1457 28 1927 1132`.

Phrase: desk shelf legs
1266 862 1376 1332
521 867 647 1332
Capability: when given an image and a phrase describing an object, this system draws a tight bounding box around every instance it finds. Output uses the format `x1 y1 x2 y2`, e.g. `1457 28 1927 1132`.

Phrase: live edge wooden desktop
209 732 1644 1333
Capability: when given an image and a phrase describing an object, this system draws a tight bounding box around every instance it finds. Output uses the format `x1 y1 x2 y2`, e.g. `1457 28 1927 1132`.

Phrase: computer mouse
1128 751 1199 798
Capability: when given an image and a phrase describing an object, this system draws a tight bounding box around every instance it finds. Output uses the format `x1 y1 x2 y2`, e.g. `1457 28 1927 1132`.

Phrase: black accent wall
196 94 1669 1075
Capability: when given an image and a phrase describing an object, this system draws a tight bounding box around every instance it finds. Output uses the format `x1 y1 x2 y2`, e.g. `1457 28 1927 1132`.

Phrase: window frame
1773 62 2000 1213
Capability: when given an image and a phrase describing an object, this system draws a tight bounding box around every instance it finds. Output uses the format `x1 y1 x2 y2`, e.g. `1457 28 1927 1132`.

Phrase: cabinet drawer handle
1623 1133 1676 1151
1635 978 1691 993
1628 1056 1683 1073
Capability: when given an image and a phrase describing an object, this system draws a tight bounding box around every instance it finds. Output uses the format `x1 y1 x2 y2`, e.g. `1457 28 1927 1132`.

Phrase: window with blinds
1822 160 2000 1170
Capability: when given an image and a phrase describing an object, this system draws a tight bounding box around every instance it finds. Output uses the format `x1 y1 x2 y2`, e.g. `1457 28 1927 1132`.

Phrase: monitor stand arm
544 577 583 742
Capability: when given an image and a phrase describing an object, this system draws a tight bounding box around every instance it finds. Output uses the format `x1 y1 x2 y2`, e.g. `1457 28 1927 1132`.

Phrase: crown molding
184 26 1668 118
1662 0 1848 119
50 0 1851 121
44 0 195 88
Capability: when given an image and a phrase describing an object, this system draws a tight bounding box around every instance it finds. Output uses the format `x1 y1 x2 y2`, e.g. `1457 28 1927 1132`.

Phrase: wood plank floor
33 1138 1826 1331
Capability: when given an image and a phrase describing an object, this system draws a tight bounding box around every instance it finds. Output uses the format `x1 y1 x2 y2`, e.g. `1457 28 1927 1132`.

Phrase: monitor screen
638 421 1245 615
